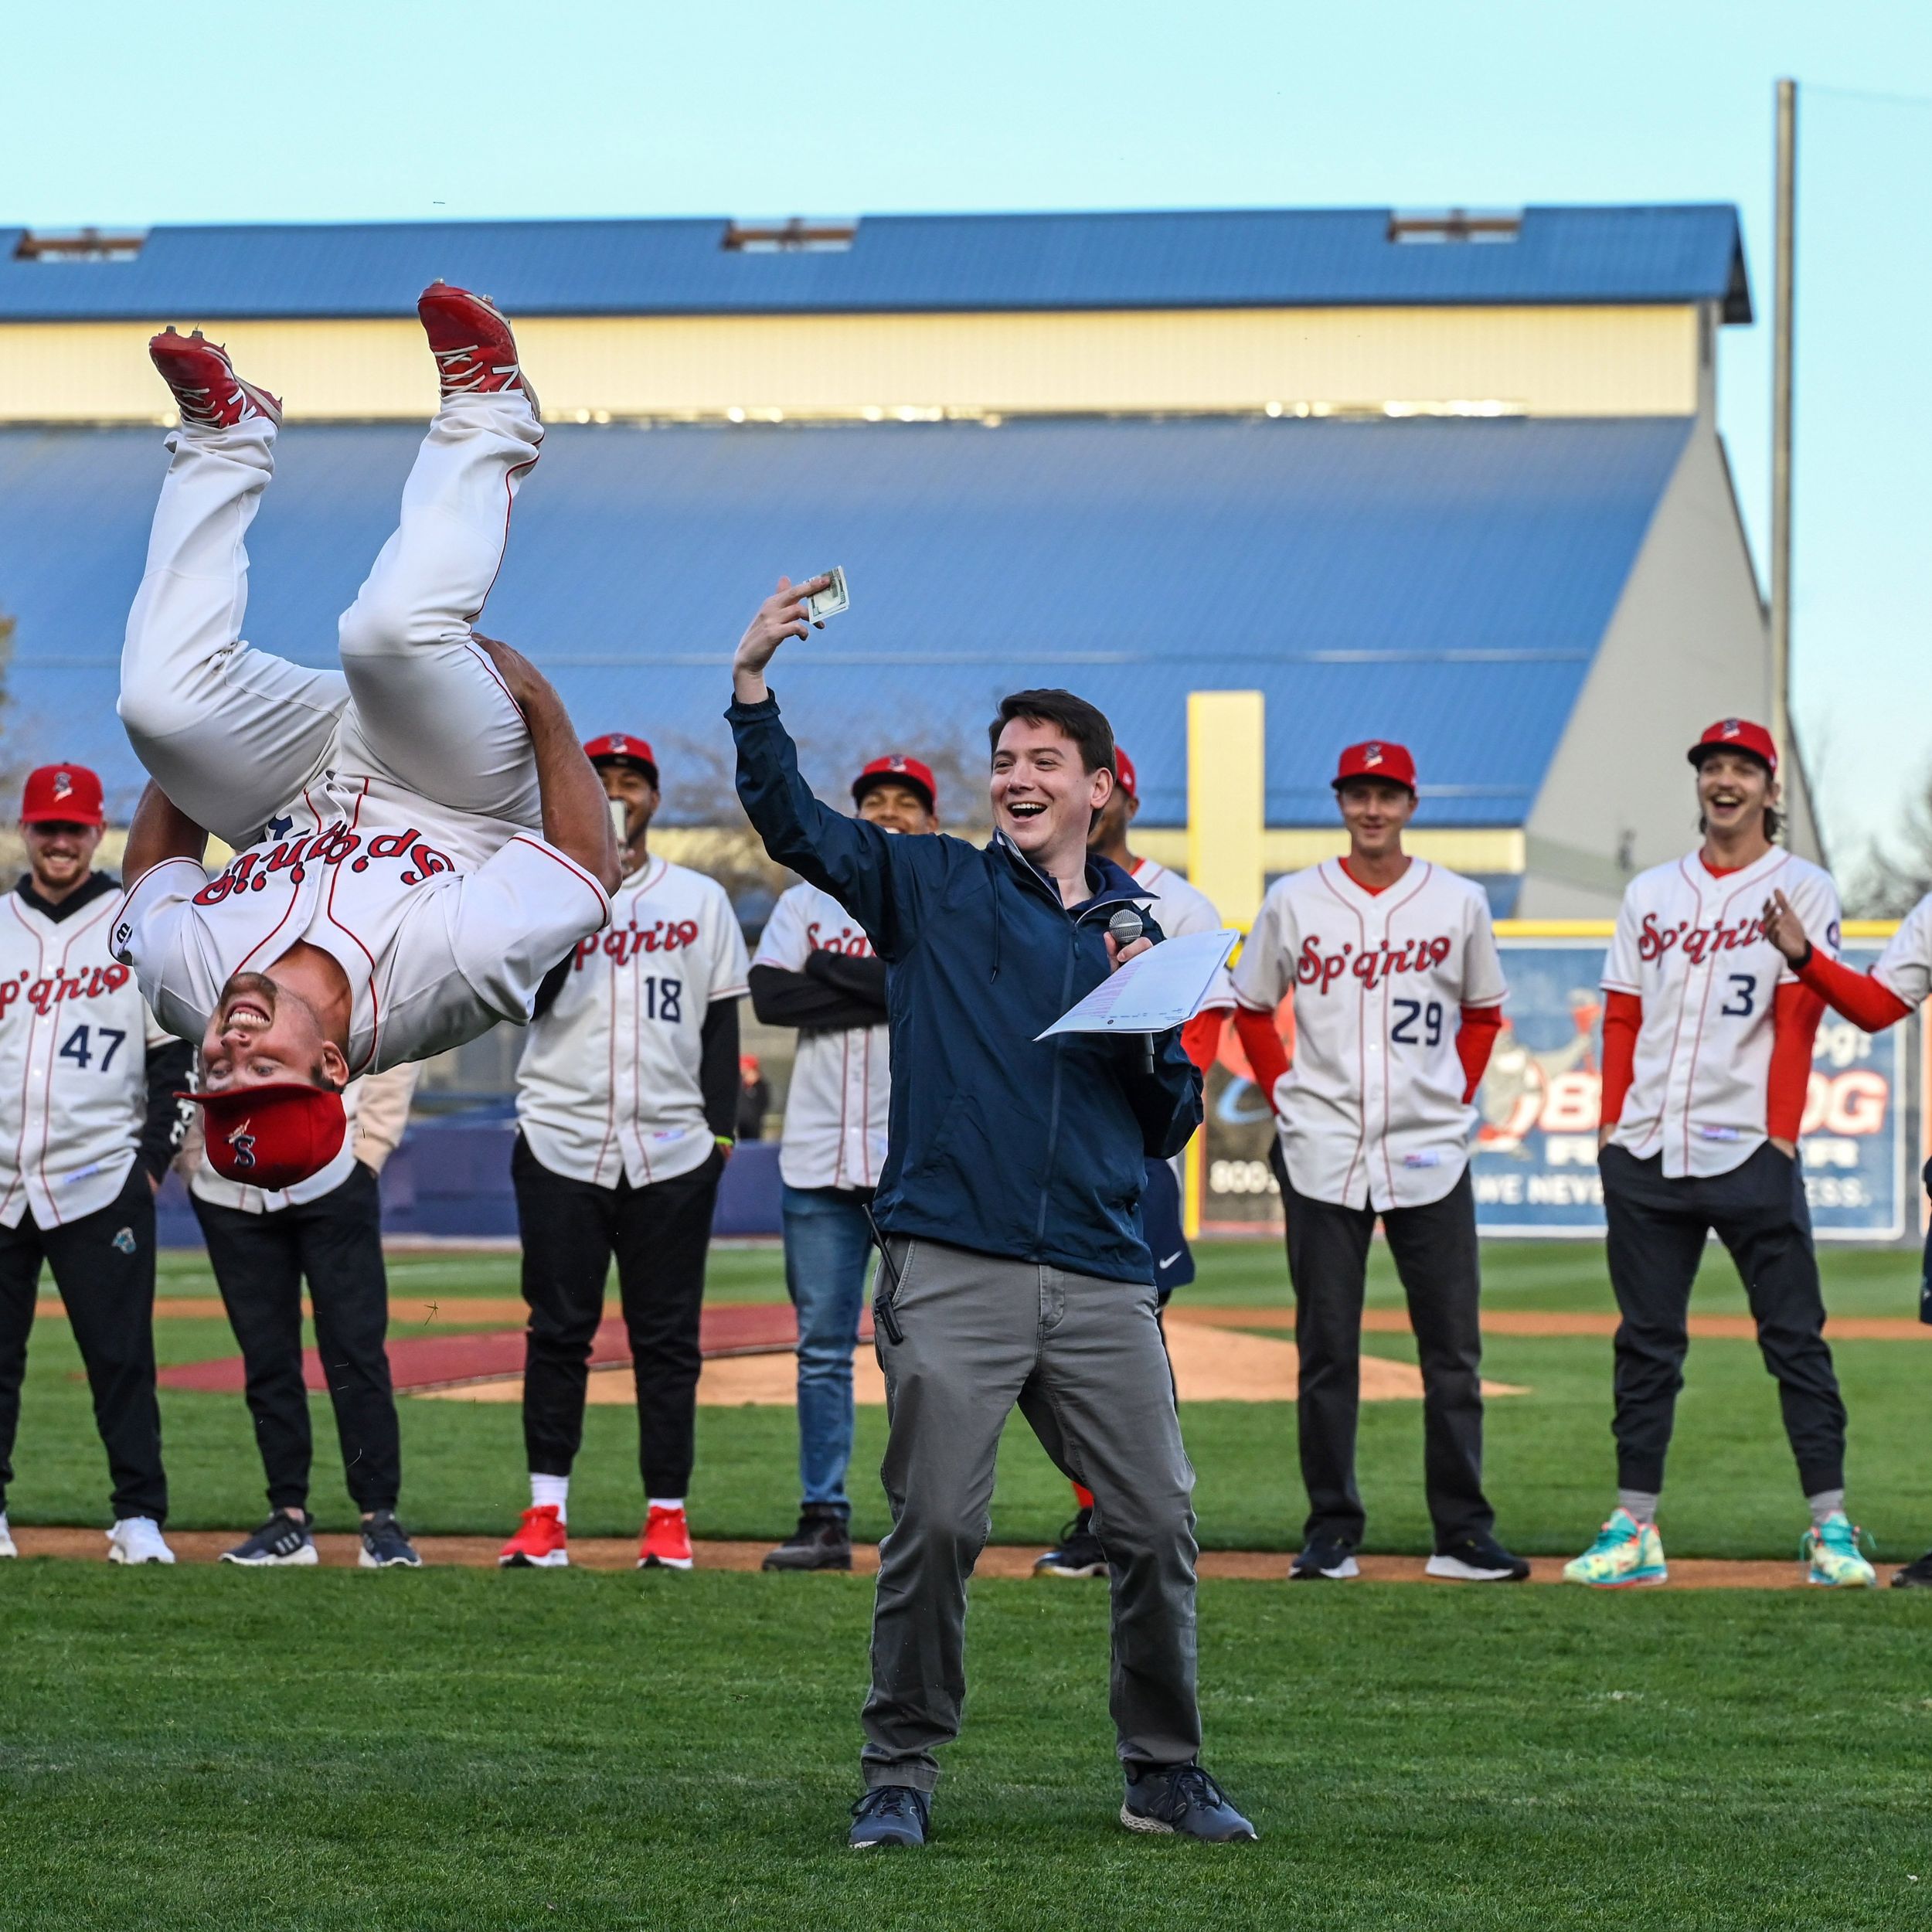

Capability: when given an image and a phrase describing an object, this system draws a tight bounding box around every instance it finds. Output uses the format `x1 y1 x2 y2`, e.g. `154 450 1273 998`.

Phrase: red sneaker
148 328 281 430
498 1504 569 1569
638 1505 693 1571
417 281 535 409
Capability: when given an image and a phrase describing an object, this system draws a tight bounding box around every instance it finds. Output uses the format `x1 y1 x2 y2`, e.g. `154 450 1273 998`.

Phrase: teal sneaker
1801 1512 1876 1588
1563 1509 1667 1587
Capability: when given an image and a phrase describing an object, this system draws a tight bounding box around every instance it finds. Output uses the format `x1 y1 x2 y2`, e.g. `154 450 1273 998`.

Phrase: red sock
1072 1482 1095 1511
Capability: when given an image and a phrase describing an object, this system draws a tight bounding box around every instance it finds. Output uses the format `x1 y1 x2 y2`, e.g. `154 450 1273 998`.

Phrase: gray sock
1807 1488 1845 1527
1617 1489 1661 1525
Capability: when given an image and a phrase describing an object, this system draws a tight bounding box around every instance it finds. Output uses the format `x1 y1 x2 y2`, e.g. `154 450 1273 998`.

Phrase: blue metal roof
0 413 1689 832
0 206 1750 322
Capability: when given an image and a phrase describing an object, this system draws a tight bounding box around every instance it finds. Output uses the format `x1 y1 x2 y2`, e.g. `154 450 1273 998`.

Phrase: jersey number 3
1720 975 1756 1018
60 1024 128 1071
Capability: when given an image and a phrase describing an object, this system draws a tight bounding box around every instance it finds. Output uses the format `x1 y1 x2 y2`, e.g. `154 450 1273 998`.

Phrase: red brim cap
852 756 937 815
1332 740 1418 791
21 763 106 825
179 1082 348 1191
583 733 658 782
1113 748 1138 800
1688 717 1777 774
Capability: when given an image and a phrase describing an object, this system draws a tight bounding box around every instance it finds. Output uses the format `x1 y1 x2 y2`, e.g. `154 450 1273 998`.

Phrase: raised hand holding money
733 573 838 705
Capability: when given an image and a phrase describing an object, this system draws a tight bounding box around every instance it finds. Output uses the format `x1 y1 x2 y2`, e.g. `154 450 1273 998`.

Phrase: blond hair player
111 286 617 1195
1230 740 1525 1584
1566 718 1872 1589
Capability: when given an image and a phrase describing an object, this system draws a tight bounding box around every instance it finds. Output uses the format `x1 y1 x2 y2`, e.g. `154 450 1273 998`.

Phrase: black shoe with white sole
1891 1546 1932 1588
359 1510 422 1568
1121 1764 1257 1841
220 1511 318 1566
1034 1509 1108 1578
1289 1537 1359 1581
1426 1531 1531 1582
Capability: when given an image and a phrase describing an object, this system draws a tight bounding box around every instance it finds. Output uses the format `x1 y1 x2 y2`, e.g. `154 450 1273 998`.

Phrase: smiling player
1566 719 1872 1589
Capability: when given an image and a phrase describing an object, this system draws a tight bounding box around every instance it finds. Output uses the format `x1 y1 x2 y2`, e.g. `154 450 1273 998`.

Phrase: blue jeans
781 1184 876 1512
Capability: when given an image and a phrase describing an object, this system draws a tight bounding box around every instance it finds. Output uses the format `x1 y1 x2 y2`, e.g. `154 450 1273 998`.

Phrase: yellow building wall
5 304 1699 424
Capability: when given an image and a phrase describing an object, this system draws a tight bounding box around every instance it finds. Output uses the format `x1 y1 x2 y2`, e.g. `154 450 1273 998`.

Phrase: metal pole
1770 77 1797 777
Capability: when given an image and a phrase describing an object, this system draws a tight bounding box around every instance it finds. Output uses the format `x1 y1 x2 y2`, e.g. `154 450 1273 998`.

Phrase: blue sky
12 1 1932 869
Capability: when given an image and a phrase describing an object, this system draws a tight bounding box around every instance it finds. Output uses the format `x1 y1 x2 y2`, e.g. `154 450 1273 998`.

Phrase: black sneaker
1427 1530 1531 1582
1289 1536 1359 1580
1121 1764 1257 1842
848 1784 930 1849
1891 1547 1932 1589
359 1510 422 1569
763 1505 853 1572
1033 1509 1108 1578
220 1511 317 1566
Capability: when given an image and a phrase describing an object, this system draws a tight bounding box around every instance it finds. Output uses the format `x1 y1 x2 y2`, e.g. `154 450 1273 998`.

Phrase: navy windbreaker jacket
730 693 1202 1286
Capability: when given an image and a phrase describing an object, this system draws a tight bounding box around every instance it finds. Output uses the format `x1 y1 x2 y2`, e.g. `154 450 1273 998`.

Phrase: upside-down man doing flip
111 285 618 1189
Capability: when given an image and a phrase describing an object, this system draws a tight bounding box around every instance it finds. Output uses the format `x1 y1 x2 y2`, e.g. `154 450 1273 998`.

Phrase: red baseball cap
1688 717 1777 774
1113 748 1138 801
583 733 658 782
181 1083 347 1191
852 755 937 815
21 763 105 826
1333 740 1418 792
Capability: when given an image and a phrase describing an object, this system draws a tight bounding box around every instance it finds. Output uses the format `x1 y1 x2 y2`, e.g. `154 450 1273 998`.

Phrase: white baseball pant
119 393 545 851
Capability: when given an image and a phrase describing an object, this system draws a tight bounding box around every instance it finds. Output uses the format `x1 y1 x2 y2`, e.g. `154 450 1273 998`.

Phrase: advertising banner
1202 931 1911 1243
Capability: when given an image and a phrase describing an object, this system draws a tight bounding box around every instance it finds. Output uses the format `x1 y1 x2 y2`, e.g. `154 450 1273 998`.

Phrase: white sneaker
0 1512 16 1558
106 1516 175 1565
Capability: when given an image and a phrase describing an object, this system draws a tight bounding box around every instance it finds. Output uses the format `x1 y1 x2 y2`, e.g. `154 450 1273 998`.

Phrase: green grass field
6 1239 1932 1928
6 1240 1930 1559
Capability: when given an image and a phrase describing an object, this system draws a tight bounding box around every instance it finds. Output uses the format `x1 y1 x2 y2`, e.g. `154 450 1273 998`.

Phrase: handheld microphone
1107 907 1156 1073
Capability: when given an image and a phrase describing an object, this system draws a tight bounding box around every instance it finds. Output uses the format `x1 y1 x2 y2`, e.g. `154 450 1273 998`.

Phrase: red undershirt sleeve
1455 1004 1503 1104
1180 1008 1229 1073
1233 1005 1291 1112
1598 990 1642 1129
1795 949 1914 1033
1767 979 1825 1144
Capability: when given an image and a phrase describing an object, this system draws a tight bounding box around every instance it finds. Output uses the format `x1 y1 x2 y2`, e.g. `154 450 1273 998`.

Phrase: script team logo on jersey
225 1120 258 1170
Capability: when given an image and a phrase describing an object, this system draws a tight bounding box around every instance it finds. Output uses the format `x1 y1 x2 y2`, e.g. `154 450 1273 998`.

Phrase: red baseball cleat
417 281 536 409
498 1503 570 1569
638 1505 694 1571
148 328 281 430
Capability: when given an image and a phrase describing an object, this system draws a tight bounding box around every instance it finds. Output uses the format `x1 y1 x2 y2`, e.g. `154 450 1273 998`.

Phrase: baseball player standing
1566 718 1873 1588
1760 879 1931 1587
1035 745 1232 1578
1230 740 1527 1583
498 734 750 1572
191 1063 422 1567
750 754 937 1573
111 285 616 1197
0 764 192 1565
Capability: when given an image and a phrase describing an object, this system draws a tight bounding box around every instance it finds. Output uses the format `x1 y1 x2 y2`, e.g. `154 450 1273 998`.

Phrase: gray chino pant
859 1236 1202 1792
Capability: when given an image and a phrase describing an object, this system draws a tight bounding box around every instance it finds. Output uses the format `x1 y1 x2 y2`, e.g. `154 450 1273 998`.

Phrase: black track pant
192 1162 401 1515
1600 1141 1845 1496
1275 1151 1492 1549
512 1134 723 1498
0 1164 166 1522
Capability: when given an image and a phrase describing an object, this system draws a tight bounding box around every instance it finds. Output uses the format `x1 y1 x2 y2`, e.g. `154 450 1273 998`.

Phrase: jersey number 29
1390 999 1444 1047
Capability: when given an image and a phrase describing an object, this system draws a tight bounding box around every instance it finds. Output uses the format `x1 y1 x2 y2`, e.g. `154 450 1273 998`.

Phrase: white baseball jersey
1231 859 1506 1211
1130 857 1235 1008
755 881 890 1191
517 855 750 1188
0 883 172 1229
1872 891 1932 1009
1604 846 1841 1179
110 779 611 1080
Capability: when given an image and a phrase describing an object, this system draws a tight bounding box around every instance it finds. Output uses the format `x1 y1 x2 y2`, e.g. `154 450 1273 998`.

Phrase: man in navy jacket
730 576 1255 1849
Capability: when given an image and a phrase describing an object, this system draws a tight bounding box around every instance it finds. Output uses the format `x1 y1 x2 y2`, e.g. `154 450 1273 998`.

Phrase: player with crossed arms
1566 718 1874 1589
1761 879 1932 1588
111 286 617 1190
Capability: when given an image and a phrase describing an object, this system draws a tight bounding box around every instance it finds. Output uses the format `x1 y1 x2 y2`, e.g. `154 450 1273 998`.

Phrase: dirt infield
1168 1307 1932 1341
4 1524 1822 1587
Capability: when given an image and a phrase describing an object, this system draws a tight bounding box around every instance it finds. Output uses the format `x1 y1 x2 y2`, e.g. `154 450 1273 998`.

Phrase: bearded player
1566 719 1874 1589
1762 879 1932 1588
111 287 617 1191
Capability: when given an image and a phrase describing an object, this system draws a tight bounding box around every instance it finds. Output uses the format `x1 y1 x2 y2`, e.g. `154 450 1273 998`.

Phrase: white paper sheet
1036 928 1240 1039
